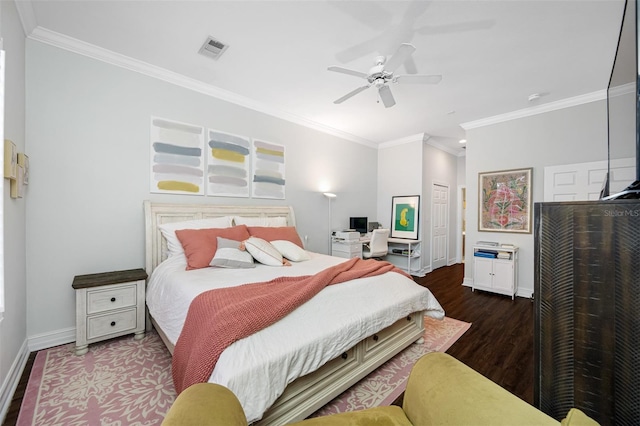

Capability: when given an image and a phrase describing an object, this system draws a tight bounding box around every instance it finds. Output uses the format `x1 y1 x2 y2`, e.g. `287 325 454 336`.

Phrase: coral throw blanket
172 257 409 393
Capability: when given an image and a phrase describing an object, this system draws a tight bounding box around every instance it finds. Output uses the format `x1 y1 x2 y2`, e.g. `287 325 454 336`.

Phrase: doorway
431 183 449 270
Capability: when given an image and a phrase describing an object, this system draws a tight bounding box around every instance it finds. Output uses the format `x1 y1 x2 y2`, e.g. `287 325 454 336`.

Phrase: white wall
422 144 460 270
0 0 27 418
376 139 423 228
464 99 609 297
24 40 379 344
376 139 424 271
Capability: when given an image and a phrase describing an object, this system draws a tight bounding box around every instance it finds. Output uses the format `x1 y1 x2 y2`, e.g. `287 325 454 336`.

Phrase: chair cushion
403 353 559 425
291 406 411 426
561 408 600 426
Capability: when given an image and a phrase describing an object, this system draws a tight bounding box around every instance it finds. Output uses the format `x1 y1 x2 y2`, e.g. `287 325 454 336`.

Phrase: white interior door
432 183 449 270
544 157 635 201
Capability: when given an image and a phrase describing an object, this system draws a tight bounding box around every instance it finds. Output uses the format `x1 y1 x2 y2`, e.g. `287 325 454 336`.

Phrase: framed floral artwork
478 168 532 233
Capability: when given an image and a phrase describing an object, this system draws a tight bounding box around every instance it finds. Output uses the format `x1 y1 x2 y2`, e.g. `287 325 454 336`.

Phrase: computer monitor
349 217 368 235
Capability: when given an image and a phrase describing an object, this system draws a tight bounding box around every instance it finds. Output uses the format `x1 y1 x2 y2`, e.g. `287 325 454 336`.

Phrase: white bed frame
143 200 426 425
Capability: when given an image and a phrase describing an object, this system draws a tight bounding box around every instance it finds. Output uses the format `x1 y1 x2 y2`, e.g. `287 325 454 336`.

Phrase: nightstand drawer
86 285 137 314
87 308 138 340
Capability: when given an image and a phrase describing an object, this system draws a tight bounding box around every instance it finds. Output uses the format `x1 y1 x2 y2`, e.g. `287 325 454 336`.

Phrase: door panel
432 184 449 269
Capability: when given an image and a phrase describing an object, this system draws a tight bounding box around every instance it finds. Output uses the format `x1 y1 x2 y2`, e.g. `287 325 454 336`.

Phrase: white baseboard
28 327 75 352
0 339 29 424
516 288 534 299
463 277 533 299
1 327 77 422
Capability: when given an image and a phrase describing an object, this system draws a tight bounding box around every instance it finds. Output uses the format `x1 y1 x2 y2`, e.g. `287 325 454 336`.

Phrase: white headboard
144 200 296 274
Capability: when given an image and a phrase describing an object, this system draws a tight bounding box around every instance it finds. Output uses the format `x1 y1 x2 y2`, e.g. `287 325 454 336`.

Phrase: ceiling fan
327 43 441 108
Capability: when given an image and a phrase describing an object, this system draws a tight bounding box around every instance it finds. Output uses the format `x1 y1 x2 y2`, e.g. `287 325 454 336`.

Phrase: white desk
331 236 421 273
386 238 421 273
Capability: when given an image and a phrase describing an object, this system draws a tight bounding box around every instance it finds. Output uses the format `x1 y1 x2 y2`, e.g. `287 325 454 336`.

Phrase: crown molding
26 26 379 149
426 139 466 157
461 90 607 130
609 81 635 97
14 0 37 36
378 133 424 149
379 132 465 157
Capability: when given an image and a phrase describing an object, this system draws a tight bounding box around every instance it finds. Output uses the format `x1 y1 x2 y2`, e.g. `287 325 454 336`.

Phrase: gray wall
465 100 609 297
0 0 27 415
24 40 378 343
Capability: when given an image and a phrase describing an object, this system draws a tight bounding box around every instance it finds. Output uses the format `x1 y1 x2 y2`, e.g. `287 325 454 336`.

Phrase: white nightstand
72 268 148 355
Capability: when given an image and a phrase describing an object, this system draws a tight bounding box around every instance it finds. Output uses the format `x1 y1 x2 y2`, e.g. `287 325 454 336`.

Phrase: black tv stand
602 180 640 199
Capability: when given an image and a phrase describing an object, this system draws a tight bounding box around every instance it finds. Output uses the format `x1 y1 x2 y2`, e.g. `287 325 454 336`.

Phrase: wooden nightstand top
72 268 148 290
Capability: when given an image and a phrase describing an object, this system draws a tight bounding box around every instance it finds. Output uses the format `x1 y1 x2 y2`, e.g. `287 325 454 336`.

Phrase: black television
349 217 368 235
604 0 640 199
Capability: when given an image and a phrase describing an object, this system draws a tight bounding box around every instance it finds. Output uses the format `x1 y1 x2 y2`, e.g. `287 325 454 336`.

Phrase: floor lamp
323 192 336 254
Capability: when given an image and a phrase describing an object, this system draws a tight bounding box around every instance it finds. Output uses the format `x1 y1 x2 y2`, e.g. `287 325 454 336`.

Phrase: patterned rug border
18 316 471 425
379 316 471 406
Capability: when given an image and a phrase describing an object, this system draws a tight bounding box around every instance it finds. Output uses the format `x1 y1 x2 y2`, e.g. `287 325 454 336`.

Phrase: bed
143 201 444 424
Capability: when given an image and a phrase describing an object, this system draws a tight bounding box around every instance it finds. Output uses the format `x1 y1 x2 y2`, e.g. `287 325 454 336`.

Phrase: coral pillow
176 225 250 270
158 216 233 257
247 226 304 248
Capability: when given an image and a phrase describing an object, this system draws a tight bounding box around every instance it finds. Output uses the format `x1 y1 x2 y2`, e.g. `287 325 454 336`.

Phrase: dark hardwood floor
2 262 533 425
413 262 535 404
2 352 35 426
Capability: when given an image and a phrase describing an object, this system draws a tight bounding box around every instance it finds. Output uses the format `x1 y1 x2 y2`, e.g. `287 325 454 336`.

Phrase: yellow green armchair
162 352 598 425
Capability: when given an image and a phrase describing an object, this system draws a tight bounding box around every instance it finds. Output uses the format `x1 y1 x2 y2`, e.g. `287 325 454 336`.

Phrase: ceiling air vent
199 36 229 60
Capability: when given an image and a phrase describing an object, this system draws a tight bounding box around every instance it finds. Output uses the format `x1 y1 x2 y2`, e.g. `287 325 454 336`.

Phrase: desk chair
363 229 390 259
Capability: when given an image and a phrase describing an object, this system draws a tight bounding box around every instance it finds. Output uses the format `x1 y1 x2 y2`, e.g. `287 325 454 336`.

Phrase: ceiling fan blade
383 43 416 73
327 0 392 30
334 31 389 63
403 56 419 75
378 85 396 108
328 66 369 79
415 19 495 35
394 74 442 84
334 85 371 104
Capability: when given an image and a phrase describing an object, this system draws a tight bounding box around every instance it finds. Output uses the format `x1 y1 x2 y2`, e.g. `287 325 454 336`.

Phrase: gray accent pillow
209 237 255 268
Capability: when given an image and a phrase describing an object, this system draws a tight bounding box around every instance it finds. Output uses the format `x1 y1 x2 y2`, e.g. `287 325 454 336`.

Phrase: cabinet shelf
387 253 420 258
386 238 421 274
472 245 518 299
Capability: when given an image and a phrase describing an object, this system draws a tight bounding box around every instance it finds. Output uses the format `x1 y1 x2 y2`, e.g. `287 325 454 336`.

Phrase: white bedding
146 251 444 423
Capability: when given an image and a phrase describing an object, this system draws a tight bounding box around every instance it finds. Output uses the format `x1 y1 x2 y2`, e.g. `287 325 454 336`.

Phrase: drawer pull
110 321 116 327
341 352 348 360
407 316 412 321
372 334 379 342
111 297 116 302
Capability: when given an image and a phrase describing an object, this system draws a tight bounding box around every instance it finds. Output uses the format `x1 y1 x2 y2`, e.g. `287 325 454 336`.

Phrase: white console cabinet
472 245 518 299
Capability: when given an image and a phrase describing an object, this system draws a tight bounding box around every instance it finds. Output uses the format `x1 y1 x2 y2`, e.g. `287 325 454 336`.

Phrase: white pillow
244 237 285 266
159 216 233 257
271 240 310 262
210 237 255 269
233 216 288 227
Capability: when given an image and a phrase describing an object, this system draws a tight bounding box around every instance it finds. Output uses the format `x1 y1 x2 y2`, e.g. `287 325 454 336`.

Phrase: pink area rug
17 316 470 425
310 316 472 417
